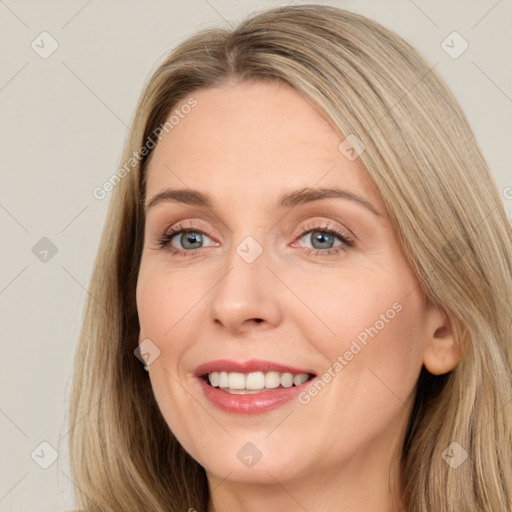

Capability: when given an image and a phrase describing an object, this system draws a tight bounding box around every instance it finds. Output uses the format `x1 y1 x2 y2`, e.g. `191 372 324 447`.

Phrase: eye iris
311 231 334 249
180 232 202 249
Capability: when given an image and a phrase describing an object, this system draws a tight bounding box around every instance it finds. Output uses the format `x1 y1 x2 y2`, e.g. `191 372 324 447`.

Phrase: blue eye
294 223 354 257
301 230 341 250
158 229 215 252
157 222 354 258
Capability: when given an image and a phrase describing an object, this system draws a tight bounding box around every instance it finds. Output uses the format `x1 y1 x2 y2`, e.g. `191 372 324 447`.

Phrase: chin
190 444 305 484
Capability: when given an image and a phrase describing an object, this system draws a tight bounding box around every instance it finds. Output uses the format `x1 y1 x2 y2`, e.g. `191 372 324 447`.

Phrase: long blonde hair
68 4 512 511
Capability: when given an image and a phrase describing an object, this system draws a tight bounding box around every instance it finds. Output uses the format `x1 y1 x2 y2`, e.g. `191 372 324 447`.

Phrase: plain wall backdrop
1 0 511 510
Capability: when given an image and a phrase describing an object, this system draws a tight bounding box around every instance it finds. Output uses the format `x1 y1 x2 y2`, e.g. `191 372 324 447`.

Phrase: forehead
144 80 382 212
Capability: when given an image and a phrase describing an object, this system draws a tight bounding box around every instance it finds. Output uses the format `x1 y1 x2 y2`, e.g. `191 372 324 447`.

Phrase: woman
69 4 512 511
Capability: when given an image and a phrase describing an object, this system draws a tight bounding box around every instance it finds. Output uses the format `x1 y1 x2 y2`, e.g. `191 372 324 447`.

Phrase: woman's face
136 80 444 489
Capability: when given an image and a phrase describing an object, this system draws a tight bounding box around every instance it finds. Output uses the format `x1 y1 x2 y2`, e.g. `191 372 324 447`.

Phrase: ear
422 306 462 375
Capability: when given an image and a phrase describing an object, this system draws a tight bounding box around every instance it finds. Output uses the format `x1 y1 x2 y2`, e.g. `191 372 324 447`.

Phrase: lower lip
196 376 312 414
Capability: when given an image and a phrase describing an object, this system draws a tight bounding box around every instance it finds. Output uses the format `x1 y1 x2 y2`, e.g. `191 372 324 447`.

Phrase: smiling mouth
202 371 316 394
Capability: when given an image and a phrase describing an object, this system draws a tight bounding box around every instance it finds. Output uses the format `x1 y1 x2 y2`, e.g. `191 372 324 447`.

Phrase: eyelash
156 221 355 258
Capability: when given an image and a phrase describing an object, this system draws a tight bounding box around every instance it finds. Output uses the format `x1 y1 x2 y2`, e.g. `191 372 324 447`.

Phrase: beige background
1 0 511 510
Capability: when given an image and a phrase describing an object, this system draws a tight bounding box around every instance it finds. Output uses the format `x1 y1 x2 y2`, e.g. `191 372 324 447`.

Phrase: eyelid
158 217 352 243
161 218 220 239
290 213 357 241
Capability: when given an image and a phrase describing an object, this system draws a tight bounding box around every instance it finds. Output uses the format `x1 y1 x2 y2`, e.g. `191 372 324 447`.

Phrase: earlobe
422 307 462 376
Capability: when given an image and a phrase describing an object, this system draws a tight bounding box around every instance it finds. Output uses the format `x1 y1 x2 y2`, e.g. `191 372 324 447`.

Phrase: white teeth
228 372 245 389
281 372 294 388
206 371 311 392
265 371 280 389
293 373 309 386
246 372 265 389
209 371 219 387
218 371 229 388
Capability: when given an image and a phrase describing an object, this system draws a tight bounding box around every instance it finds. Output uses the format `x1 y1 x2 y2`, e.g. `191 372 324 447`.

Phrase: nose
207 239 284 335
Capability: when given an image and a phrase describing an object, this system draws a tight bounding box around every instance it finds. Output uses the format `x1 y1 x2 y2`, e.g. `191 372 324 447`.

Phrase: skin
136 79 460 512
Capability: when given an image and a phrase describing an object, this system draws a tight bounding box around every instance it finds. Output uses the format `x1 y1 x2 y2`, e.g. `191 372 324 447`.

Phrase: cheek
288 289 427 461
289 266 413 349
353 299 426 382
136 262 205 340
135 265 203 435
136 272 166 341
299 267 427 396
323 288 427 415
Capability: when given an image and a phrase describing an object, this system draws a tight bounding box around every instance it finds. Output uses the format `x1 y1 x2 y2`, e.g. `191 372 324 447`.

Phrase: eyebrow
144 186 380 216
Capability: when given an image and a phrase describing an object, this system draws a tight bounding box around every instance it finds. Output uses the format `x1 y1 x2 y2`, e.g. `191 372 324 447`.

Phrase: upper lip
194 359 316 377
